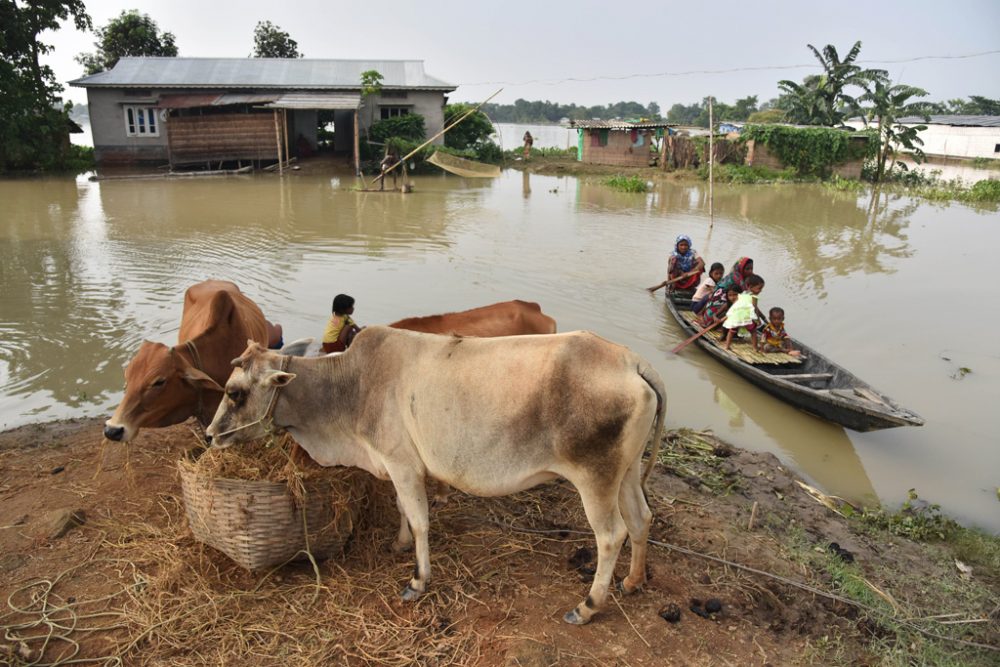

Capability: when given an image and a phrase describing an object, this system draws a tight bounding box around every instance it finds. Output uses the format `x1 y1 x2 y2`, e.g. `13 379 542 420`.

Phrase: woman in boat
715 256 755 293
648 234 704 293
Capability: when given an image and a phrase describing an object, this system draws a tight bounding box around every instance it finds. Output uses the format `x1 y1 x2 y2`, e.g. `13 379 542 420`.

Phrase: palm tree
858 78 929 182
779 41 886 126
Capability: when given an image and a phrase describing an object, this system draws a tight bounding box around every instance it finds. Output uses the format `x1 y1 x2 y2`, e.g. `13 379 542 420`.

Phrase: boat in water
665 292 924 431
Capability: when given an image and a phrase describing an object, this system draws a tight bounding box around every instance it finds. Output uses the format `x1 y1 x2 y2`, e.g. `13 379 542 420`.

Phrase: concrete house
69 57 455 170
844 115 1000 161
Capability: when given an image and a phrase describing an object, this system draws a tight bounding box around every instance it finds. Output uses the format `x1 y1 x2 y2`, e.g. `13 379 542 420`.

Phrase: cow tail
638 361 666 489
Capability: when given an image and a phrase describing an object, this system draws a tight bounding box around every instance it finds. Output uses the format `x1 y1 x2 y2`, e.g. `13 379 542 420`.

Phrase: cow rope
210 355 291 440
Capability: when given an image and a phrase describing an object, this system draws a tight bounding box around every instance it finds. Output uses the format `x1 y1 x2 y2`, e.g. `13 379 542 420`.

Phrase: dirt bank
1 419 996 666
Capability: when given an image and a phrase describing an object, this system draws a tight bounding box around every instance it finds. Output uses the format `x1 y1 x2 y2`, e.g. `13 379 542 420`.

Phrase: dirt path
1 419 996 666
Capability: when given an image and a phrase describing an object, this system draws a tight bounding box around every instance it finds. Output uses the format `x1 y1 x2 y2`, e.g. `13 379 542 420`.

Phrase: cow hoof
562 609 590 625
390 540 414 553
401 584 423 602
617 578 641 595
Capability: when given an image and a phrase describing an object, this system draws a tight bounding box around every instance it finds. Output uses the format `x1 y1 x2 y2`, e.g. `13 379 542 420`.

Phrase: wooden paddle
672 318 724 354
647 269 700 293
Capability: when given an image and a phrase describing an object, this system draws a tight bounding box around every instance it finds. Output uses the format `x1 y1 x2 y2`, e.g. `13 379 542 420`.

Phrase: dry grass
2 433 606 666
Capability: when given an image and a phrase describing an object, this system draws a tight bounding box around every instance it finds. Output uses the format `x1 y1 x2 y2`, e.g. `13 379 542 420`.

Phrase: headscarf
715 257 753 292
670 235 698 273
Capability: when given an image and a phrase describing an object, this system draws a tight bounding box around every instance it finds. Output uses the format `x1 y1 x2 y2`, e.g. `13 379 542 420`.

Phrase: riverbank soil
1 419 996 666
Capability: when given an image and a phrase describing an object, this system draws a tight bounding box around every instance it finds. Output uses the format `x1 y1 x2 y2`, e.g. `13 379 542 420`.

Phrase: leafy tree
250 20 301 58
443 103 494 150
76 9 176 75
359 69 383 139
1 0 91 172
778 42 885 126
370 114 425 143
858 77 929 182
747 108 786 123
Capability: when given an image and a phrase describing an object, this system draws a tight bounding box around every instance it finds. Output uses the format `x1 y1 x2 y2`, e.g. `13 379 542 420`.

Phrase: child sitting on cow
322 294 362 354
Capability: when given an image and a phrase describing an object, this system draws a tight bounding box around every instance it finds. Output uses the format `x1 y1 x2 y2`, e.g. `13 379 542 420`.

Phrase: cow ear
183 367 223 393
265 370 296 387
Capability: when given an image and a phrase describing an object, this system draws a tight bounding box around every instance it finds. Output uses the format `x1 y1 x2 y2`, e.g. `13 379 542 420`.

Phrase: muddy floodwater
1 167 998 532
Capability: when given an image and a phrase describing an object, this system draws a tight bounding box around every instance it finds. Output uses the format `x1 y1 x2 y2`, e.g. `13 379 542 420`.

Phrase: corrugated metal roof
70 57 455 90
261 92 361 110
896 115 1000 128
567 120 676 130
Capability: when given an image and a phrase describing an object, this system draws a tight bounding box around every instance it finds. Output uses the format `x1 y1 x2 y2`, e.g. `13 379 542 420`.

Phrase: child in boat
322 293 362 354
699 284 741 331
760 306 801 356
647 234 705 293
722 274 765 351
691 262 725 314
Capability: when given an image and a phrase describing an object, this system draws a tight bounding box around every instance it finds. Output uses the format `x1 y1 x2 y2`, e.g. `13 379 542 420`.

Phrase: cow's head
103 340 224 442
205 340 296 449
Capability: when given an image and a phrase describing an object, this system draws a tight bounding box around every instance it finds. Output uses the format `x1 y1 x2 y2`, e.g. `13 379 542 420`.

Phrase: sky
42 0 1000 111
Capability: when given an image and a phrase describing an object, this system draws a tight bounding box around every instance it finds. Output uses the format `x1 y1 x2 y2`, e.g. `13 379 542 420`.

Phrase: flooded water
1 168 998 532
494 122 576 150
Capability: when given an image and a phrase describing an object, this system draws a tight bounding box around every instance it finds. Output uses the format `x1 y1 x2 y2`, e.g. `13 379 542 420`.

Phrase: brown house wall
167 112 279 164
581 129 656 167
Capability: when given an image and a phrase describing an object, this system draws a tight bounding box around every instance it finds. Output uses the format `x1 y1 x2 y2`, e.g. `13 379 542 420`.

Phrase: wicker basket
178 459 370 571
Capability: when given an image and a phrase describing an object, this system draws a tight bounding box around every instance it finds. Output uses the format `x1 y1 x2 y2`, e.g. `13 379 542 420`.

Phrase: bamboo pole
273 110 283 176
708 96 714 229
353 109 360 176
370 88 503 186
282 109 290 169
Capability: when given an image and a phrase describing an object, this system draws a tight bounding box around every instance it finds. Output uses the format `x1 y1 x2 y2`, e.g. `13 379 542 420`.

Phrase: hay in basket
178 435 375 570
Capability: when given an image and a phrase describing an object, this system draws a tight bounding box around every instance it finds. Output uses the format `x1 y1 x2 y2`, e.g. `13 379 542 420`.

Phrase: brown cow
206 329 665 625
388 300 556 336
103 280 281 442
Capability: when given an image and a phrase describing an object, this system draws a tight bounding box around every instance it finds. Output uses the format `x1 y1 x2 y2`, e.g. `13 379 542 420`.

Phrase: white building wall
844 120 1000 160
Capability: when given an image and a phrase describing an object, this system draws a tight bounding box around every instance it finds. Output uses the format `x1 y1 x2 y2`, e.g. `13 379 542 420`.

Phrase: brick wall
581 129 657 167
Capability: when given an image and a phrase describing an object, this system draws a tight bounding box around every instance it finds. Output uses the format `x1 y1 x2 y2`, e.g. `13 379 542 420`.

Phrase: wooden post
273 110 283 176
708 97 714 229
282 109 290 169
353 109 361 176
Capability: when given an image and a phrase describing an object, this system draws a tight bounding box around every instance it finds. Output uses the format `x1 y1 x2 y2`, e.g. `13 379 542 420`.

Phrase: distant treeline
478 99 662 123
473 94 1000 128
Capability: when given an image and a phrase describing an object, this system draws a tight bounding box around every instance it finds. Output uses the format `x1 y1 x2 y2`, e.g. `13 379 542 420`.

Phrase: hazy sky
42 0 1000 110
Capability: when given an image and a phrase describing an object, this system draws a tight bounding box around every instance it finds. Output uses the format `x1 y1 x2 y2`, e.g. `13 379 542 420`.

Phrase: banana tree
859 78 929 182
779 41 886 126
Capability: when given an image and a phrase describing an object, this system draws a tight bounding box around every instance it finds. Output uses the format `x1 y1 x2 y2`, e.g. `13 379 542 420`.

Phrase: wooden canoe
665 291 924 431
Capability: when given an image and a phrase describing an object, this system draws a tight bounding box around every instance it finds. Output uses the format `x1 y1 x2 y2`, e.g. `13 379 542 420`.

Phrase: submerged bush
603 174 648 192
700 164 799 184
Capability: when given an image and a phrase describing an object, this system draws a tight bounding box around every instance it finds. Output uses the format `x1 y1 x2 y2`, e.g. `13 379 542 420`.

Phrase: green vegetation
699 163 798 184
666 95 760 127
741 124 876 177
913 179 1000 204
1 0 92 173
442 103 501 162
503 146 576 161
656 429 741 495
971 157 1000 170
250 20 301 58
859 79 929 181
479 99 660 123
777 41 883 127
76 9 177 75
369 114 426 143
603 174 649 193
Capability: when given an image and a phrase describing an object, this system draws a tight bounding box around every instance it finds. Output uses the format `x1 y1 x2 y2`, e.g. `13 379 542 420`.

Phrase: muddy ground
1 418 996 666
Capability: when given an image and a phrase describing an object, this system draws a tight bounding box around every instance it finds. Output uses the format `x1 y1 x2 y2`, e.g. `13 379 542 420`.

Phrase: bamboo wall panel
168 113 278 163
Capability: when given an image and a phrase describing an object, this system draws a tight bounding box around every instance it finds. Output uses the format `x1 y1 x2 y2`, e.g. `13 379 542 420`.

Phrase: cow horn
231 356 244 368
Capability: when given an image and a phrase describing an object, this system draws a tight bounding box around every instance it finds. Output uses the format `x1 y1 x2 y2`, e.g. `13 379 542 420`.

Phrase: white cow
206 326 665 625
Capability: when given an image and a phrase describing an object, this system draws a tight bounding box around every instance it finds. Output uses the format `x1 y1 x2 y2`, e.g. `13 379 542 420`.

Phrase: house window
994 143 1000 153
124 105 159 137
379 106 411 120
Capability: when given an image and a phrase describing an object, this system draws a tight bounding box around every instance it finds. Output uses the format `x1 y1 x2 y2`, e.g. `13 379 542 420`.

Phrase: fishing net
427 151 500 178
